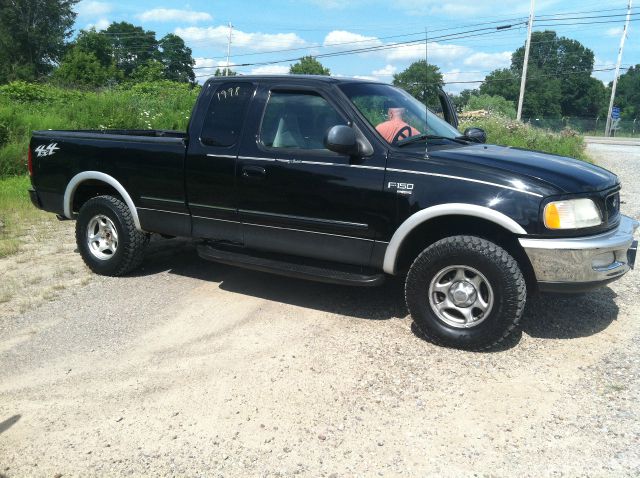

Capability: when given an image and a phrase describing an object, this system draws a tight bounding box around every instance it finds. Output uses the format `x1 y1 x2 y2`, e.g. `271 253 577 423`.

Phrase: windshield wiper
397 134 469 147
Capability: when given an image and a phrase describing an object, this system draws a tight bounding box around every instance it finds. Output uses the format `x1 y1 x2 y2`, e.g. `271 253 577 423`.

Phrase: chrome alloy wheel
428 265 494 328
86 214 119 260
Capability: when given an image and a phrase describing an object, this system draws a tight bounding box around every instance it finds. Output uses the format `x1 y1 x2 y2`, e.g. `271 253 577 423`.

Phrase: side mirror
463 127 487 144
324 125 359 156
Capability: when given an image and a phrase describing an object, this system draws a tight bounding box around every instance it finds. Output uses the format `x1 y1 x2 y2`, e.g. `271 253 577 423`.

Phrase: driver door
236 84 387 266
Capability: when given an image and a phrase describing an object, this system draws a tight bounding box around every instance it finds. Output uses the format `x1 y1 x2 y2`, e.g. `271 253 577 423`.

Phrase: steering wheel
391 126 413 145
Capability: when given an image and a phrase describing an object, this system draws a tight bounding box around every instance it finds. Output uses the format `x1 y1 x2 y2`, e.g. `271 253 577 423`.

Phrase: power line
191 25 525 71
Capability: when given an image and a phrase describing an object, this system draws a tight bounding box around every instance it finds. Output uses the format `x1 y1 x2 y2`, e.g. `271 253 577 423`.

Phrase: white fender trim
63 171 142 231
382 203 527 275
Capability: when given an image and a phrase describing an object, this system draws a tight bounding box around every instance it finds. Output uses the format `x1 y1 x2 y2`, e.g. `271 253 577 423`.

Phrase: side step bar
197 243 385 287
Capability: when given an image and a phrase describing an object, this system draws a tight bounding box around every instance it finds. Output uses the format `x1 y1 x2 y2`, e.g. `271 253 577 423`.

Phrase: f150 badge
387 181 414 195
34 143 60 157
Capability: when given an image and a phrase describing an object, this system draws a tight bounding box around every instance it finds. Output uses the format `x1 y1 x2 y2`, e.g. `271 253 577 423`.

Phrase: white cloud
76 1 112 17
441 69 478 94
176 26 306 51
194 58 230 80
463 51 512 70
86 18 110 31
386 42 471 62
352 75 378 81
323 30 382 48
606 27 623 37
372 64 397 78
250 65 290 75
138 8 212 23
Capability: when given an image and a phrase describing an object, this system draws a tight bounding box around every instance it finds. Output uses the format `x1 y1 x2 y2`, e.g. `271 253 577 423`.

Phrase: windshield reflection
339 83 461 144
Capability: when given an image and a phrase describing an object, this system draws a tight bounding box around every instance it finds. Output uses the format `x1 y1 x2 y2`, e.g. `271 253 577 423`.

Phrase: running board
197 243 385 287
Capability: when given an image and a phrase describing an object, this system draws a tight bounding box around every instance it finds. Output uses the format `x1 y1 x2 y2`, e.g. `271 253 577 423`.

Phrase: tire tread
405 235 526 351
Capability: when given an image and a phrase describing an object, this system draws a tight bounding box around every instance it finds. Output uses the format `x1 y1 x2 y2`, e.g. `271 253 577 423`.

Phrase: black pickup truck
28 75 638 350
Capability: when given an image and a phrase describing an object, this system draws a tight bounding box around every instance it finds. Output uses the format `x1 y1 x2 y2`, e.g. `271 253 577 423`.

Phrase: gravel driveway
1 141 639 477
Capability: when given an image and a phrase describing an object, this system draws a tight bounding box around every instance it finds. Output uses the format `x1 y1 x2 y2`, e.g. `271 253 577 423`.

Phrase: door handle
242 165 266 180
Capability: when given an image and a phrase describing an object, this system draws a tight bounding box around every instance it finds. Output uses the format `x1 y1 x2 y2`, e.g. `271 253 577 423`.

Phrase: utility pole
225 21 233 76
605 0 633 137
516 0 535 121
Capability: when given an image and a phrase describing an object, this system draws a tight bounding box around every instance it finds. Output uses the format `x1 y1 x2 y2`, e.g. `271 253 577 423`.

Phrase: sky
73 0 639 93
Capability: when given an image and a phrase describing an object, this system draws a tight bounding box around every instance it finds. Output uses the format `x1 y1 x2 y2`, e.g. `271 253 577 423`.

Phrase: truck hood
431 144 619 194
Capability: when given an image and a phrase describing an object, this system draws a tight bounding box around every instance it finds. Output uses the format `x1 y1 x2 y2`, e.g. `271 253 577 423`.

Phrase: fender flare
63 171 142 231
382 203 527 275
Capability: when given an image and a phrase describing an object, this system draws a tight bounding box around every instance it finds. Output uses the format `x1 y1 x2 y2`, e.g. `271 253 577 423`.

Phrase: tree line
0 0 195 87
1 1 638 121
287 33 639 123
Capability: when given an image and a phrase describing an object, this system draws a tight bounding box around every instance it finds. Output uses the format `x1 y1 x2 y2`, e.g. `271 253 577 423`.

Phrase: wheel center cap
449 281 477 307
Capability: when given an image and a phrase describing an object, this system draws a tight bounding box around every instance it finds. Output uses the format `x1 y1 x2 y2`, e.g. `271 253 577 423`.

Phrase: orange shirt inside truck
375 107 421 143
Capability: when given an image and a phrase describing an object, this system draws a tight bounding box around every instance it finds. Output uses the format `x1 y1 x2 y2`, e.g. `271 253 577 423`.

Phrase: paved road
1 143 639 477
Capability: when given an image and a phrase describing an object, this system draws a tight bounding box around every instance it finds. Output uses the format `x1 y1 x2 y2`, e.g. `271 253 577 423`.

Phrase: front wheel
76 195 149 276
405 235 526 350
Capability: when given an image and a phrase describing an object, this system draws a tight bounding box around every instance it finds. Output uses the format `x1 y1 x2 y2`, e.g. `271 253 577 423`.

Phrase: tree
157 34 195 83
214 68 237 76
479 68 519 103
289 56 330 75
75 29 113 68
480 31 607 119
449 88 478 110
131 60 165 82
53 49 120 87
614 65 640 120
464 94 517 119
392 60 443 106
105 22 158 77
0 0 78 82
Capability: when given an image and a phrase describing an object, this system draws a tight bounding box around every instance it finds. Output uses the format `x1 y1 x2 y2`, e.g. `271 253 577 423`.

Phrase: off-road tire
76 195 149 276
405 235 526 350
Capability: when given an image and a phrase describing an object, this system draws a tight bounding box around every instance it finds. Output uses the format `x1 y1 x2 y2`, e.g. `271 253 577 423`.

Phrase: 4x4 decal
34 143 60 157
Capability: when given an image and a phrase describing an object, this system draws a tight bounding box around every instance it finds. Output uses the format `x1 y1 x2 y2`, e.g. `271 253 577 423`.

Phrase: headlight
543 198 602 229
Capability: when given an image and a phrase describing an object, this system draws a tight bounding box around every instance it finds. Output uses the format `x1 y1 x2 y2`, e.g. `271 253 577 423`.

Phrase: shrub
0 81 199 176
460 112 587 160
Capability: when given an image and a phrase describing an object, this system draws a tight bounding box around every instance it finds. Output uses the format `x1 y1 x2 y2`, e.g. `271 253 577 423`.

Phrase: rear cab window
200 82 255 146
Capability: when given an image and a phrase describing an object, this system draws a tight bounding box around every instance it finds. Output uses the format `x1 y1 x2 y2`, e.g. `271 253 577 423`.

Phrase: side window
260 91 347 150
200 82 254 146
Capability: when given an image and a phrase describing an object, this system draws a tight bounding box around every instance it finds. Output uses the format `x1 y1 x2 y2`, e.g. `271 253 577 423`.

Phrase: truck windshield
339 83 461 144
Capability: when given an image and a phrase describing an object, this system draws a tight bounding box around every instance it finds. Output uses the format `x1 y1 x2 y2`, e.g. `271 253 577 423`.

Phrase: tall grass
0 81 200 176
0 175 46 257
460 114 588 161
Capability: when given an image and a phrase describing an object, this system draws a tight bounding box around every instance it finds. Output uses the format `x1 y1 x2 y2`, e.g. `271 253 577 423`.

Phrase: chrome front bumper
519 215 639 292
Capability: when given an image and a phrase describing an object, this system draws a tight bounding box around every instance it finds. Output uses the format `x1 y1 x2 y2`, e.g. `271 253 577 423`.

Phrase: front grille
605 192 620 221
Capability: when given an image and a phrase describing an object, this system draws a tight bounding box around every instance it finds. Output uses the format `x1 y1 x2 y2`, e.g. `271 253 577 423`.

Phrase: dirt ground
0 140 638 477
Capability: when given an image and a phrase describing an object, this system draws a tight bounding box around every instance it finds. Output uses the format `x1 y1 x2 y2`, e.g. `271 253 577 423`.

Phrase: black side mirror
324 125 359 155
463 127 487 144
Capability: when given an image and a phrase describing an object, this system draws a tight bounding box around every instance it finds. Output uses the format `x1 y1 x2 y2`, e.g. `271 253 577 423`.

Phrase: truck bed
34 129 187 142
30 129 189 229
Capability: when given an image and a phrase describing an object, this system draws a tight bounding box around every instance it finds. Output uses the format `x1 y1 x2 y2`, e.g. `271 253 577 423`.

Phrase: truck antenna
424 26 429 159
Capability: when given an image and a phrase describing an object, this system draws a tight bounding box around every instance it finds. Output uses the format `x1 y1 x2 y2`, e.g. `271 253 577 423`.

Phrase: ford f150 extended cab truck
28 75 638 350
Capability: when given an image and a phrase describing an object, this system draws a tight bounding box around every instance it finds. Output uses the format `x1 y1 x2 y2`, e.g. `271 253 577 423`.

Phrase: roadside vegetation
0 81 199 176
460 113 588 161
0 175 47 258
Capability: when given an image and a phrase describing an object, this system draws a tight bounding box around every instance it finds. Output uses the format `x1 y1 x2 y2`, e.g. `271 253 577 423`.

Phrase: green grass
0 81 200 176
0 175 45 257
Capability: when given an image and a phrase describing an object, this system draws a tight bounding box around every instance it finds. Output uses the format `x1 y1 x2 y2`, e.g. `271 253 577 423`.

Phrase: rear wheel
405 235 526 350
76 195 149 276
